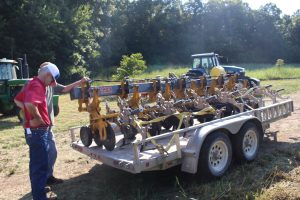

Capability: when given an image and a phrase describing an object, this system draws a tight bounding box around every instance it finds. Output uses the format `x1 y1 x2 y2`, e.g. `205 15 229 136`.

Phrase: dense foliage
0 0 300 81
112 53 147 80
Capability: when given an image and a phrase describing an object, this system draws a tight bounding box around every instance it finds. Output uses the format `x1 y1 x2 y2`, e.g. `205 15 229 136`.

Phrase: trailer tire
80 126 93 147
233 122 261 163
198 131 232 178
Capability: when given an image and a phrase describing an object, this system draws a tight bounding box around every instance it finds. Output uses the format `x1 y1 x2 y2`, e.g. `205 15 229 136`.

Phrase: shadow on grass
0 116 21 131
20 139 300 200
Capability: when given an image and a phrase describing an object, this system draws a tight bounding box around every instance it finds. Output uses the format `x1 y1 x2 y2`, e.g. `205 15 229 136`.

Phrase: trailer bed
70 99 293 173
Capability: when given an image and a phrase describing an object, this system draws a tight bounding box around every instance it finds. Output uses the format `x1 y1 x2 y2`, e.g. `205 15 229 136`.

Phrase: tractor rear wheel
54 105 60 117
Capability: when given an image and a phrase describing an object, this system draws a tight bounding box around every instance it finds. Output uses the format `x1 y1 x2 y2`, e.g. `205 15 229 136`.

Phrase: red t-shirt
15 77 50 128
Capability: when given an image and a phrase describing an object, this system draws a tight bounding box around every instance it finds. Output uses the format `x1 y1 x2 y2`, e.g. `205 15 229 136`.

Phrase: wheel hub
209 142 227 170
243 130 258 157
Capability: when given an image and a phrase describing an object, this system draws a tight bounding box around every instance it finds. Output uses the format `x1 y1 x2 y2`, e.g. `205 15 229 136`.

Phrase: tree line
1 0 300 81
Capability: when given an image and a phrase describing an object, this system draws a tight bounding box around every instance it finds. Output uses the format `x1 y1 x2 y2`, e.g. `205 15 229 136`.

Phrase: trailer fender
181 115 259 174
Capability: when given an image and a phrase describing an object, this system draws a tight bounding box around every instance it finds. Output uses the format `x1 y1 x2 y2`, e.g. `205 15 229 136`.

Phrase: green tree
112 53 147 80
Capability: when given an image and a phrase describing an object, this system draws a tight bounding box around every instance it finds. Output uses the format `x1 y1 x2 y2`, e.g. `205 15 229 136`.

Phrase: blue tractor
186 52 260 86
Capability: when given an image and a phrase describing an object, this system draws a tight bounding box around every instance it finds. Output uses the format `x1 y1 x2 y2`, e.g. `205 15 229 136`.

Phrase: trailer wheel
198 131 232 177
103 123 116 151
80 126 93 147
233 122 261 163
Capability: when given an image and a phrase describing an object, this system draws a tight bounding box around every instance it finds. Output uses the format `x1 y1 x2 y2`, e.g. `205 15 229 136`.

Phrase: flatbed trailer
70 99 293 177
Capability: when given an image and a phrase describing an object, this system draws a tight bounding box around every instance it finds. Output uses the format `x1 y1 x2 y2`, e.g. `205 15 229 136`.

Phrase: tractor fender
181 115 261 174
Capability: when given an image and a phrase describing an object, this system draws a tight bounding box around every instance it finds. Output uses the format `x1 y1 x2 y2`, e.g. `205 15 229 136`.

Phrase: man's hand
60 77 91 93
25 102 45 127
29 117 46 127
80 77 90 84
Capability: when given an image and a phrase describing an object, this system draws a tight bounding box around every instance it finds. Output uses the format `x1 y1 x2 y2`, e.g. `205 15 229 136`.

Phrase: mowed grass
0 77 299 199
119 63 300 81
247 67 300 80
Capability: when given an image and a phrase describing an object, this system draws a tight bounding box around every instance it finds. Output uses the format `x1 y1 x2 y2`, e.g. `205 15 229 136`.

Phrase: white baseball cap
44 63 60 84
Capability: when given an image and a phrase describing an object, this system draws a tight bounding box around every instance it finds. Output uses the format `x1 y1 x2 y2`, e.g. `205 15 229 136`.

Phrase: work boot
44 186 51 193
46 191 57 200
47 176 64 185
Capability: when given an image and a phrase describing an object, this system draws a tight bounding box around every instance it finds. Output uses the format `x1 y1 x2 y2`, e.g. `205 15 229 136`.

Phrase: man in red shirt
14 63 59 200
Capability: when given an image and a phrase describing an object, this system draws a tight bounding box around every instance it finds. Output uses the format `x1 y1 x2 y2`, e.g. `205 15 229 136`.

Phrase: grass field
0 76 299 199
119 64 300 81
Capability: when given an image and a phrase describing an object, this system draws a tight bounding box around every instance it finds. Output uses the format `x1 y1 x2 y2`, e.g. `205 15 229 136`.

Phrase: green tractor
0 57 60 121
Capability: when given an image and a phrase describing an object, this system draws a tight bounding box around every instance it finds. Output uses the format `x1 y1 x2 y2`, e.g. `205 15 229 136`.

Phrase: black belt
29 126 50 131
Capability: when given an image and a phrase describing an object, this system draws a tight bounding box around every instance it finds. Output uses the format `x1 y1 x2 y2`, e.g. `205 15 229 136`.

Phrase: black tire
17 108 24 123
121 124 138 140
195 114 214 123
93 129 103 147
80 126 93 147
198 131 232 178
103 123 116 151
148 122 161 136
161 115 187 130
94 124 116 151
161 115 178 130
54 105 60 117
233 122 262 163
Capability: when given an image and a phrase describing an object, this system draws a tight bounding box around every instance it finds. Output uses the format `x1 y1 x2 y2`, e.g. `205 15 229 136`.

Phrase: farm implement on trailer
69 72 293 177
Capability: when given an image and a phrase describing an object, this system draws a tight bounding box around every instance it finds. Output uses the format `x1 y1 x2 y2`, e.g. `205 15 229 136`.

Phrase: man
39 62 89 185
14 63 60 200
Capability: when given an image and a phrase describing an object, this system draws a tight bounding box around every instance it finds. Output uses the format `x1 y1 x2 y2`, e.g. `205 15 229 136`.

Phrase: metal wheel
208 140 229 175
233 122 261 162
198 131 232 177
80 126 93 147
243 129 258 159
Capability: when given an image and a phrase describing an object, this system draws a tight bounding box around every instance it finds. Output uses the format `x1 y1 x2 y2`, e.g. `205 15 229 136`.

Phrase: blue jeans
25 129 49 200
47 129 57 178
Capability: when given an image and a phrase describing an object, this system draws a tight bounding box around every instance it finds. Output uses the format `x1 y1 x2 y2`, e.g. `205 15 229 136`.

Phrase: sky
242 0 300 15
182 0 300 15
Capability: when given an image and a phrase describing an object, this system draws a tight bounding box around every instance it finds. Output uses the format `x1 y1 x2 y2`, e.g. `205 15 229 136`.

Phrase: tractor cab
187 52 246 78
0 58 18 80
186 52 260 87
0 56 60 118
187 52 221 77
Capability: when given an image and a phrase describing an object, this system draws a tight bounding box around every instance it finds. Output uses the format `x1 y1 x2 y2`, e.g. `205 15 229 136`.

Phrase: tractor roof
191 52 219 57
0 58 17 64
